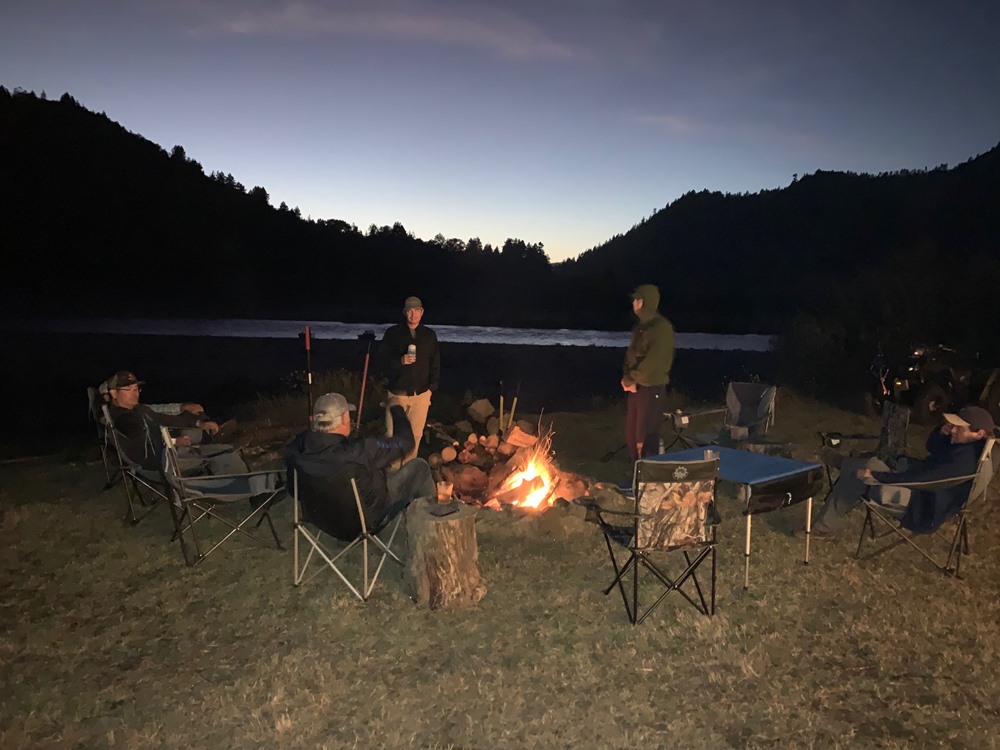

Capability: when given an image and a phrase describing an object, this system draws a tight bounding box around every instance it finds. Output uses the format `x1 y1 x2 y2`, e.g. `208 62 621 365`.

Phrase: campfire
484 433 560 510
426 399 587 511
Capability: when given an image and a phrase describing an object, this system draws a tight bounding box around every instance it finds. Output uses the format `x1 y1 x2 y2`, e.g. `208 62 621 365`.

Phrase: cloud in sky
171 0 582 62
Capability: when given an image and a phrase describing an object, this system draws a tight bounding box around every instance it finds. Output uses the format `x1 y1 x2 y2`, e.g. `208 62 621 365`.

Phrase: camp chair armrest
593 507 637 519
183 468 286 482
819 430 879 444
667 406 727 422
867 473 977 491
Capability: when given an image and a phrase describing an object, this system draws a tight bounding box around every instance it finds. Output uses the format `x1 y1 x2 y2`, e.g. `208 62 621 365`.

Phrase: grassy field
2 389 999 749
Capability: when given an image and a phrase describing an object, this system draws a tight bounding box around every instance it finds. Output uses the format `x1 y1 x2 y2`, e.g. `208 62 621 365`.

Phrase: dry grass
2 389 1000 749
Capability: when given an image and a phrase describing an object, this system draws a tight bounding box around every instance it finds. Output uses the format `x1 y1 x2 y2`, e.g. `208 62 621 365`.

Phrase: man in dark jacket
812 406 995 538
621 284 675 462
380 296 440 463
105 370 246 474
285 392 436 541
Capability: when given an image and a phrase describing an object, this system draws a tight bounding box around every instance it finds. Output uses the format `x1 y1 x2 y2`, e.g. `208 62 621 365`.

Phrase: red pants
625 384 666 463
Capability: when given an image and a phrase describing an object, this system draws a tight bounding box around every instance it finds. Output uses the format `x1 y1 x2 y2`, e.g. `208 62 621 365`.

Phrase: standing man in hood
621 284 676 462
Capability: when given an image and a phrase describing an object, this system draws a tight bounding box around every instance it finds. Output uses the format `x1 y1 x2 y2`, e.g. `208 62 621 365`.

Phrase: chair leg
855 508 874 559
601 534 636 622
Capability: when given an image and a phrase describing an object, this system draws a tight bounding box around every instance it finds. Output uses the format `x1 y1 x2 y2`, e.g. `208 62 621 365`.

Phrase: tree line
3 86 999 395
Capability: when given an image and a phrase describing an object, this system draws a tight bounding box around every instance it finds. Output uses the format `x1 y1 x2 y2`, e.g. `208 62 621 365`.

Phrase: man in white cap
285 392 435 540
811 405 996 538
380 296 440 463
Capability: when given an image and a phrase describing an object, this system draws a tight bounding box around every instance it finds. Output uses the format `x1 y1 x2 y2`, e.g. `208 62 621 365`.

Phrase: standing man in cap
810 405 997 539
104 370 247 474
621 284 676 462
380 296 440 464
285 392 436 539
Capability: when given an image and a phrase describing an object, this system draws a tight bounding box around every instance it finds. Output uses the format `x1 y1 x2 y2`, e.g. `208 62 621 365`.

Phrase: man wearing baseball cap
812 405 996 538
104 371 247 474
285 391 435 540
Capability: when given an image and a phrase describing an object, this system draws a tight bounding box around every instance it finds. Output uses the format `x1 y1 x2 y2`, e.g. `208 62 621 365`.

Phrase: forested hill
561 144 1000 334
0 88 555 326
2 86 999 354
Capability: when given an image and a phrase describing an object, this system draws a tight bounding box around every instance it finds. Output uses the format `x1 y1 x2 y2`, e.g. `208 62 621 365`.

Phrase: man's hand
856 467 877 484
175 435 193 448
198 420 220 435
401 353 416 365
620 378 637 393
180 402 205 415
386 394 403 409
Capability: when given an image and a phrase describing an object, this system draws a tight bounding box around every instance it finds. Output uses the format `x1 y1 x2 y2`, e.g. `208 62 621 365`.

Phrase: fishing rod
304 325 313 425
356 330 376 429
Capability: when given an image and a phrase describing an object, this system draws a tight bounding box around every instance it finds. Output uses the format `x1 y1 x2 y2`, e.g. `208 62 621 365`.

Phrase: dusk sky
3 1 999 261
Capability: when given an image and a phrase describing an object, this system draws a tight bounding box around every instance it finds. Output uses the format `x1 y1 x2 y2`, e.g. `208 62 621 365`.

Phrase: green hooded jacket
622 284 675 387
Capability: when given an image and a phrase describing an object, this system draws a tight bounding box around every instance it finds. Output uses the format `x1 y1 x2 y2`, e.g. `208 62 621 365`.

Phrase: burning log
404 499 486 610
493 474 545 506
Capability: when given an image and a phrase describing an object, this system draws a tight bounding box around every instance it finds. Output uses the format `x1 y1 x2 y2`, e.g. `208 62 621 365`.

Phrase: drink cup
436 481 453 502
407 343 417 358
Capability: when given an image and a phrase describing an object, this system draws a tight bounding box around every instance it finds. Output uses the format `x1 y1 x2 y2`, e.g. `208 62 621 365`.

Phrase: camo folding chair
292 466 408 602
668 382 776 449
101 403 173 525
158 425 285 565
855 437 998 577
587 457 720 625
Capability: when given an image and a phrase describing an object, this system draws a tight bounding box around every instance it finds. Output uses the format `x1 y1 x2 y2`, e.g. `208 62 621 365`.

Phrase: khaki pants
386 389 431 464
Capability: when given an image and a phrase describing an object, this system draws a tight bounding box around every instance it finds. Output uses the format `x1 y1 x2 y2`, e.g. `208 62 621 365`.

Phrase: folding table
650 446 824 588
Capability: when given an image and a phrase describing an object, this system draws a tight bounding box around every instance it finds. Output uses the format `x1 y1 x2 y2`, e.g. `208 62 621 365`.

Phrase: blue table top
647 445 821 487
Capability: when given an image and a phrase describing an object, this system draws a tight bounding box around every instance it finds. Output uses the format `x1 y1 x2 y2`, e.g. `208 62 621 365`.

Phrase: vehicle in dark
870 343 1000 425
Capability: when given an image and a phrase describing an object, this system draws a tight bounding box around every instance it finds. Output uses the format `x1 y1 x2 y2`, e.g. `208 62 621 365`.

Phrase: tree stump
404 499 486 610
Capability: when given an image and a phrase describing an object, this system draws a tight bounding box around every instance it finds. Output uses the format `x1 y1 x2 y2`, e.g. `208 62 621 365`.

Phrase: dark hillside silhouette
2 86 998 379
0 88 555 325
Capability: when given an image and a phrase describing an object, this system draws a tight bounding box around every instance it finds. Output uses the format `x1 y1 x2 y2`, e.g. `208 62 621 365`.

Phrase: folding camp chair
88 386 118 489
292 467 408 602
855 437 998 577
159 425 285 565
101 403 174 525
666 382 777 450
587 457 720 625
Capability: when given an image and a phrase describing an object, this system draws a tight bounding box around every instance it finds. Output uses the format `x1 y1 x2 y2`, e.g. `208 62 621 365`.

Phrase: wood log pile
423 399 590 508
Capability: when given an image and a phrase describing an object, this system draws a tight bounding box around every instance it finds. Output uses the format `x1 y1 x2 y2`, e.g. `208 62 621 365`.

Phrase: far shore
2 332 778 458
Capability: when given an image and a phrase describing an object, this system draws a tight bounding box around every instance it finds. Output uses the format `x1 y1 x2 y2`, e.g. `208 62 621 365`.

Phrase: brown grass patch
2 388 999 748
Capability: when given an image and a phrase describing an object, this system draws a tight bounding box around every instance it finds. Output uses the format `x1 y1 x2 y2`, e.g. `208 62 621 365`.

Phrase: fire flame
506 458 553 509
489 431 559 510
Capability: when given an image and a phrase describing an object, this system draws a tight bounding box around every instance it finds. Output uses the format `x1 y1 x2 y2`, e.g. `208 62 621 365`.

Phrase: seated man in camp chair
105 370 248 475
285 392 436 540
809 406 996 539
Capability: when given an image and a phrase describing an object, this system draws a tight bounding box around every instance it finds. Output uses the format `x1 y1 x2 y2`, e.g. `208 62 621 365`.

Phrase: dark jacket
872 429 985 533
623 284 675 387
285 405 414 541
108 403 200 470
381 323 440 395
